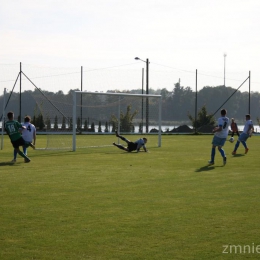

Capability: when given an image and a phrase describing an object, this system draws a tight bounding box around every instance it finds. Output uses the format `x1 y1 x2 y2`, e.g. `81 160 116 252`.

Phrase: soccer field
0 134 260 260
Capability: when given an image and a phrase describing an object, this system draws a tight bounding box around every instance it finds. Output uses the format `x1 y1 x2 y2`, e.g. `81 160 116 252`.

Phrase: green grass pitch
0 134 260 260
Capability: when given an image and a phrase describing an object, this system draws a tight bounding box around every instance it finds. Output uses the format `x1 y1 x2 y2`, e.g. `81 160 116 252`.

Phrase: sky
0 0 260 94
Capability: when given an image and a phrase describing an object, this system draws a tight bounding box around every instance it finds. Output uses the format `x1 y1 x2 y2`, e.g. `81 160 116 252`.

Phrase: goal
72 91 162 151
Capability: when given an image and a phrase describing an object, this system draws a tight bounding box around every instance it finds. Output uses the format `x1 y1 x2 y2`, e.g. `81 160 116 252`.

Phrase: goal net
72 91 162 151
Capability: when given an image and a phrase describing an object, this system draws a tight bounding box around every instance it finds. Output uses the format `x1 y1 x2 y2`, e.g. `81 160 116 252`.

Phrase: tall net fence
1 63 257 147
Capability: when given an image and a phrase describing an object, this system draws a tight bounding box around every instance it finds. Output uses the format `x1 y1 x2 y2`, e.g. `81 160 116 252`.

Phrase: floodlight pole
195 69 198 133
146 58 149 133
19 62 22 122
81 66 83 131
224 53 227 87
249 71 251 114
141 68 144 133
73 91 77 151
135 57 149 133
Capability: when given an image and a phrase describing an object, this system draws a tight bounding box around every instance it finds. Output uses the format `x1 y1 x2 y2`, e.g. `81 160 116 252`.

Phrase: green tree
110 105 138 132
90 122 95 132
84 119 88 131
188 105 216 132
54 116 59 130
61 117 66 130
104 121 109 132
33 113 45 130
98 121 102 132
38 114 45 130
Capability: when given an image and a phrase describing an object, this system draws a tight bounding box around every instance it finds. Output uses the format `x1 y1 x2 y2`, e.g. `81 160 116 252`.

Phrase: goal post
73 91 162 151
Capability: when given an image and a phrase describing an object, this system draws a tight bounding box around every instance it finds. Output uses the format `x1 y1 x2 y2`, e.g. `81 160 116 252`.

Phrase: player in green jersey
5 111 35 163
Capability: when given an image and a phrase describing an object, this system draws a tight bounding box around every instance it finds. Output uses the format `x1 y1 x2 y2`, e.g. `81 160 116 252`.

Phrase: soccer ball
229 137 234 143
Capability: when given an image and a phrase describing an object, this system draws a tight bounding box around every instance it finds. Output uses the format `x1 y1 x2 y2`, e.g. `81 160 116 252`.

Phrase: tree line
0 83 259 131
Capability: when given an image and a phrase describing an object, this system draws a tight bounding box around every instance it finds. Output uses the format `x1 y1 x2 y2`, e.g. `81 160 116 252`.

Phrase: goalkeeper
113 131 148 152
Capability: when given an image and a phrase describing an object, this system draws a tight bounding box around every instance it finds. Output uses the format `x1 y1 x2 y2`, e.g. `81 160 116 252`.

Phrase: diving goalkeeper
113 131 148 152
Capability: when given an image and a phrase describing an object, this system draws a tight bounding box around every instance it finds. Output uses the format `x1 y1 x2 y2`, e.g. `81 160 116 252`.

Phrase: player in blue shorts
208 109 230 166
113 131 148 152
232 114 253 155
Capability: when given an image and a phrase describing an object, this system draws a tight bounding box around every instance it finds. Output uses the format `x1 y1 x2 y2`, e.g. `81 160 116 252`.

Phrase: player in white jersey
208 109 230 166
12 115 36 162
113 131 148 152
232 114 253 155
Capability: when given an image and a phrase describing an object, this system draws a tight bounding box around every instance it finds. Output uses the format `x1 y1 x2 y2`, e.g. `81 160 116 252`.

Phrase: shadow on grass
195 165 224 172
116 152 141 155
231 154 245 157
0 162 20 167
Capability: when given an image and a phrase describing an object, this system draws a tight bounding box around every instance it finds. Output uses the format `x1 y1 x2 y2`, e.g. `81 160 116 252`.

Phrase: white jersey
22 122 36 142
215 116 230 138
243 120 253 134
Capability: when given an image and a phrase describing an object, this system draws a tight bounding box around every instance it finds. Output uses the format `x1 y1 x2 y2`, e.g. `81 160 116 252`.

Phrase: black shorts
11 137 26 149
127 142 138 152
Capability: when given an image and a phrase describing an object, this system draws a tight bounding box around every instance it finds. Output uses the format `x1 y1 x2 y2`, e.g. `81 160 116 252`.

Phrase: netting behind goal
72 91 162 151
31 91 162 150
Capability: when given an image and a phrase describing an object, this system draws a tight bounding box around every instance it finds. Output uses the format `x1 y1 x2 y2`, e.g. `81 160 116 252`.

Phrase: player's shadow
117 152 140 155
231 154 244 157
0 162 19 167
195 165 223 172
